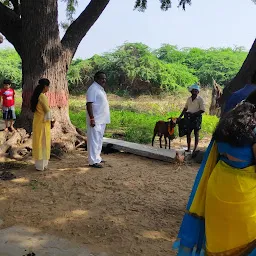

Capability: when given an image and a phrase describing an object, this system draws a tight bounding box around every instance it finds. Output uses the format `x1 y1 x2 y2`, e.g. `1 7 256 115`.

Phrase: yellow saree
205 161 256 255
173 141 256 256
32 93 51 170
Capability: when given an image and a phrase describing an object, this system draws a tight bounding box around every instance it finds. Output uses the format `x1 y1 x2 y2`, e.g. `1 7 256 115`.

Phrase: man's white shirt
185 96 205 114
86 82 110 124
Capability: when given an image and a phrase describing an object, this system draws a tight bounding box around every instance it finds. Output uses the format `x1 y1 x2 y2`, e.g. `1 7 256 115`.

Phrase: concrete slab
0 225 104 256
103 137 176 163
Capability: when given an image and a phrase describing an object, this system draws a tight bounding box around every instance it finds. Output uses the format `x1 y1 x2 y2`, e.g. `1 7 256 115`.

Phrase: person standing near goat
86 71 110 168
177 84 205 153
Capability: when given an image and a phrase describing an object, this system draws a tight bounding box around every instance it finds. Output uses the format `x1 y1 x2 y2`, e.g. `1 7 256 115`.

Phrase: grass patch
70 109 218 144
14 90 219 144
69 110 86 130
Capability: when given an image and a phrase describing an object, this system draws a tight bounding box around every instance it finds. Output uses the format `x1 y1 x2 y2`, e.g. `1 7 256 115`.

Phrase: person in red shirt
0 79 16 132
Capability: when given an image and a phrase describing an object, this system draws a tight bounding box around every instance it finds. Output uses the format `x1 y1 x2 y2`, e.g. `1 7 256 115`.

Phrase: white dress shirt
86 82 110 124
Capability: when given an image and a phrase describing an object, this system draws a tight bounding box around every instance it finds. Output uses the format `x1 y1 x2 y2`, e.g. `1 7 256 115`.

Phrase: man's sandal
89 163 103 168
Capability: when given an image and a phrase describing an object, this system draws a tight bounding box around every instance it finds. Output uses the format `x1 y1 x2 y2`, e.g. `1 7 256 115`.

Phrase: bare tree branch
0 2 22 54
221 38 256 108
61 0 110 58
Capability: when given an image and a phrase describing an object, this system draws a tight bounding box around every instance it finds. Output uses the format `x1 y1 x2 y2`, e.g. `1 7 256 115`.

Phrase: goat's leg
164 136 167 149
152 131 157 147
169 137 171 149
159 135 163 148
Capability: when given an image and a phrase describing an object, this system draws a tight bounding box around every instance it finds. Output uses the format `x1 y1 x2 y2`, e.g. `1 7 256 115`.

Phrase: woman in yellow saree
30 78 51 171
173 101 256 256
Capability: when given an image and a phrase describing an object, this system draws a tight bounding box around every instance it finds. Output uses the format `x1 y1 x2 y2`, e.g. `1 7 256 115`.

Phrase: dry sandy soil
0 145 202 256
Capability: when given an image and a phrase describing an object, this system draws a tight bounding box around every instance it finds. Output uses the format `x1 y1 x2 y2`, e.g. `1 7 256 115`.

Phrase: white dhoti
35 160 49 171
87 123 106 165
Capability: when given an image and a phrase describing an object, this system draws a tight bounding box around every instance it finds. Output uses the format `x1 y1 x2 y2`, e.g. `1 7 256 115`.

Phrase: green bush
0 44 247 94
155 44 247 87
0 49 22 88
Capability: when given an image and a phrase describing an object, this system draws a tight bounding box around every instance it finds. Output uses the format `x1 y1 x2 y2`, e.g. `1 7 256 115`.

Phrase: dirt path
0 150 200 256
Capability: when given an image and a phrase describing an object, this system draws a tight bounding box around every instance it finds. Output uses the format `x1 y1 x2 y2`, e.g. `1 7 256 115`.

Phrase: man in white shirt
177 84 205 153
86 71 110 168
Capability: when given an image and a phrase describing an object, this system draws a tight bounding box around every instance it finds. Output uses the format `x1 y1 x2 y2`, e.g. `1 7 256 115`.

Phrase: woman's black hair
213 102 256 147
30 78 50 112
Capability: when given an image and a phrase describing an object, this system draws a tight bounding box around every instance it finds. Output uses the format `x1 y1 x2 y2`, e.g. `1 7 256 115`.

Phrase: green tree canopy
155 44 247 86
68 43 198 94
0 49 21 86
0 43 248 95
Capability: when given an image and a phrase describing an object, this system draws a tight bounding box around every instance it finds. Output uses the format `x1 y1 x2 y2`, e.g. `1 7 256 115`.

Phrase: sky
1 0 256 59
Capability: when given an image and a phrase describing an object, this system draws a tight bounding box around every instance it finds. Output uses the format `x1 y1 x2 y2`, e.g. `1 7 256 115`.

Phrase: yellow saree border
206 239 256 256
189 142 218 216
186 210 205 220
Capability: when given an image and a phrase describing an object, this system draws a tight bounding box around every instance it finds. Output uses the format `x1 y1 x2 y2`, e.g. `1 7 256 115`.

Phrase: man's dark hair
213 102 256 147
94 71 106 81
3 79 11 85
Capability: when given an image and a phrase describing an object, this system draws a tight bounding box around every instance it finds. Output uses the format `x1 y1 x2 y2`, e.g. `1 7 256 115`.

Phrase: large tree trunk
0 0 110 153
220 38 256 111
16 0 76 149
19 56 77 149
209 79 222 117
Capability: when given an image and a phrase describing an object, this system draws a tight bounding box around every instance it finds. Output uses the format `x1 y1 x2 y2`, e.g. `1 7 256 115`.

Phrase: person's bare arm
177 98 189 121
86 102 95 127
177 108 188 122
179 108 187 118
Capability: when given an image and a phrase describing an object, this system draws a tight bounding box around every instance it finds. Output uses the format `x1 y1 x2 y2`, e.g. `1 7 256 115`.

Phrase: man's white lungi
86 81 110 165
87 123 106 165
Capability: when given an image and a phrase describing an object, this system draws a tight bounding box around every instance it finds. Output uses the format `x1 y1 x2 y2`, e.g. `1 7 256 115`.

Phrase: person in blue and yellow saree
31 78 53 171
173 100 256 256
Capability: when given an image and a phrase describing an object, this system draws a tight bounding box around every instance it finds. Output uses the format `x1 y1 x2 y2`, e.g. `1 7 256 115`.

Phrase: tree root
0 127 87 162
75 141 85 149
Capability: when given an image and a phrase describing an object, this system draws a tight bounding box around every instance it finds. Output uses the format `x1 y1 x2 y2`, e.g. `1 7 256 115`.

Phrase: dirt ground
0 145 202 256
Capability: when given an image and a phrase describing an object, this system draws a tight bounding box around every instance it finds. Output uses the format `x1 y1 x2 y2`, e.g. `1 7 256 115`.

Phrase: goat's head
168 117 177 128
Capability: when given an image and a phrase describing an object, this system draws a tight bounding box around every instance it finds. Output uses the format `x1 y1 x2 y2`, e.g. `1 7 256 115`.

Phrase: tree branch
61 0 110 58
9 0 21 16
0 2 22 55
220 38 256 108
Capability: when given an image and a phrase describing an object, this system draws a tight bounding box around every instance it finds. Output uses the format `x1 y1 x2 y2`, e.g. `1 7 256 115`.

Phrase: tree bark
220 38 256 111
17 0 76 148
0 2 21 54
209 79 222 117
1 0 111 150
62 0 110 57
